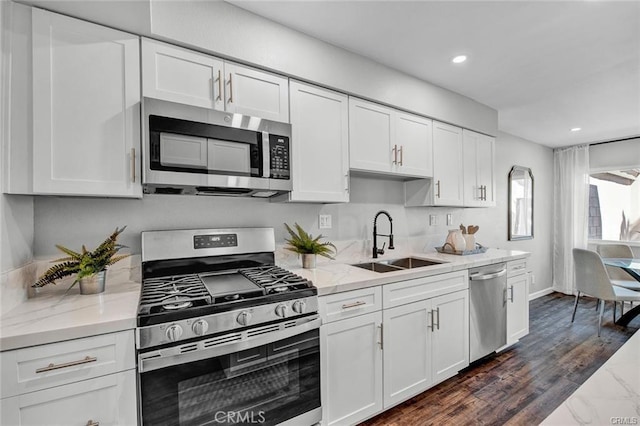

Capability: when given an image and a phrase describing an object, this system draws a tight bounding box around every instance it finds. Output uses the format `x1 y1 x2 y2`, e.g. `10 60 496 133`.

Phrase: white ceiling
230 0 640 148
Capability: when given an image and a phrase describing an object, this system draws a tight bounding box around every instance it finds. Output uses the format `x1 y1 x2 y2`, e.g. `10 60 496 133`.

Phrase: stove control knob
292 300 306 314
165 324 183 342
237 311 252 326
192 319 209 336
275 304 288 318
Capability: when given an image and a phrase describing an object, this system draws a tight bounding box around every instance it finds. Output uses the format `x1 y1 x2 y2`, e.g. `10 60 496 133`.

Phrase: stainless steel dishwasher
469 262 507 362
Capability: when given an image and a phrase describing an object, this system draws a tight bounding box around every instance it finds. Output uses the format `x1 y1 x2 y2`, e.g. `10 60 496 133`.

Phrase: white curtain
552 144 590 294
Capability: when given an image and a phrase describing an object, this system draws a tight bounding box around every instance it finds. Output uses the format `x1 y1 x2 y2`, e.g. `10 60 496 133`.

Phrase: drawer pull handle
513 265 525 270
341 301 366 310
36 356 97 373
86 421 100 426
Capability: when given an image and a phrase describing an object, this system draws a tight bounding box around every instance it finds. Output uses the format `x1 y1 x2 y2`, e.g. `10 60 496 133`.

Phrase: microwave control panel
269 135 290 179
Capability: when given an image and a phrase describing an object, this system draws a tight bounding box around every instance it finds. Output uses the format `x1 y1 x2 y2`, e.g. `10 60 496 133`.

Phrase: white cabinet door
383 300 431 408
321 312 383 426
31 9 141 197
141 38 224 110
224 61 289 122
463 129 495 207
349 98 394 174
432 121 463 206
507 273 530 345
288 81 349 202
431 290 469 384
395 112 432 178
1 370 137 426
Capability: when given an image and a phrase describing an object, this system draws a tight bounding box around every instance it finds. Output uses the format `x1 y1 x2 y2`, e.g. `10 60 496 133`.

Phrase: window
588 169 640 241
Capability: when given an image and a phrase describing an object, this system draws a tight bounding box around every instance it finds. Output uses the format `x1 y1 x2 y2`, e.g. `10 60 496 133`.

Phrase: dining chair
572 248 640 337
596 244 640 291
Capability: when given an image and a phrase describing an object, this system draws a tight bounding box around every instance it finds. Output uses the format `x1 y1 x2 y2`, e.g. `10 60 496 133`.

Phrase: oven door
138 318 321 426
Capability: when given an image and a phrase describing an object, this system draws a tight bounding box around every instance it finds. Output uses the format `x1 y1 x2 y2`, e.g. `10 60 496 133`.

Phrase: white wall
33 131 554 295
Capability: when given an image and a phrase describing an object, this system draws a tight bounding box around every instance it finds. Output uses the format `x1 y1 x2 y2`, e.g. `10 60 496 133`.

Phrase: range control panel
193 234 238 249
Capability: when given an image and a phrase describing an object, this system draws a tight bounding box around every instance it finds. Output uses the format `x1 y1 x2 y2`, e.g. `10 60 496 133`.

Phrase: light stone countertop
0 265 141 352
289 248 530 296
541 330 640 425
0 248 528 352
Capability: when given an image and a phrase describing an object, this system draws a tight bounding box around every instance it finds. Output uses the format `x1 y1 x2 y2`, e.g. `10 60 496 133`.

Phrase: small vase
302 254 316 269
463 234 476 251
79 270 106 295
445 229 466 252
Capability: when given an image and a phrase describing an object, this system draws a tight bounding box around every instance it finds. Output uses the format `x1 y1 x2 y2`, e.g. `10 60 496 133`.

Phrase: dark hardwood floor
360 292 639 426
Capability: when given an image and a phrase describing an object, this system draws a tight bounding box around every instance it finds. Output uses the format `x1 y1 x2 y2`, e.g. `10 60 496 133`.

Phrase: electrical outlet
429 214 437 226
319 214 332 229
446 213 453 226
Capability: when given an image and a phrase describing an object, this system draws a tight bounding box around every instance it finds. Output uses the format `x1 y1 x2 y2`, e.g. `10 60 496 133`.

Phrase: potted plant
284 223 336 269
33 226 130 294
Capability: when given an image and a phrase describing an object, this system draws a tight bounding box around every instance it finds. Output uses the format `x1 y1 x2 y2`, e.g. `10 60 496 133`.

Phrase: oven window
140 329 320 426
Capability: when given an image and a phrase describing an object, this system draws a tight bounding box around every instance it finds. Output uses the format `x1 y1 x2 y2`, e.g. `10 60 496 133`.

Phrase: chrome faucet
373 210 394 258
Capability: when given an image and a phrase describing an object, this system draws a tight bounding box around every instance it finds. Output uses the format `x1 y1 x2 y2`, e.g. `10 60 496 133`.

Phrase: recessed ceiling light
452 55 467 64
571 127 582 132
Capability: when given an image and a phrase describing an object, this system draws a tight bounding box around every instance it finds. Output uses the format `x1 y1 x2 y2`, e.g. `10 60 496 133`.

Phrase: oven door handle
138 316 321 373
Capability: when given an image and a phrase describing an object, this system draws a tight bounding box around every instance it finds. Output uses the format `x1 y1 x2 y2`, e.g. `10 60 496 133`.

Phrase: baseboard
529 287 554 301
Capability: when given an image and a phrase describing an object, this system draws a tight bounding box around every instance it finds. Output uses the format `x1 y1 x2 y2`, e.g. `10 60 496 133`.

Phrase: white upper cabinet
463 129 496 207
349 98 394 174
142 38 223 110
395 112 433 177
224 61 289 122
141 39 289 122
286 81 349 203
31 8 141 197
432 121 464 206
349 97 432 178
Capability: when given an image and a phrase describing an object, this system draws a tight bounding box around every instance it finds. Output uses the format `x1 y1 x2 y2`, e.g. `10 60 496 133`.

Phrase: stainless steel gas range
136 228 321 426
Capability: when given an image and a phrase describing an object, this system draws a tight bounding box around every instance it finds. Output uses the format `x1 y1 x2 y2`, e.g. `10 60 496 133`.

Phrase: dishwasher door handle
469 269 507 281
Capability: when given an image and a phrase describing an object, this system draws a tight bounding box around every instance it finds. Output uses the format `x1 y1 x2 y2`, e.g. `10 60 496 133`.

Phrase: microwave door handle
262 131 270 178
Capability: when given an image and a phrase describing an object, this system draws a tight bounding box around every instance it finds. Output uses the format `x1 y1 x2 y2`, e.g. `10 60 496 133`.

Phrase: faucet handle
377 242 386 255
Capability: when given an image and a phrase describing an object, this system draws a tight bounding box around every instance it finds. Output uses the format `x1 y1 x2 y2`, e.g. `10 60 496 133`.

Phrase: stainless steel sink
381 257 443 269
352 257 444 273
352 262 404 273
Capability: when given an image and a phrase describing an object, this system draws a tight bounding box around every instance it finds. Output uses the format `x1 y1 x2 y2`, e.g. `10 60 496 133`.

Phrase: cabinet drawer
1 369 137 426
383 270 468 309
1 330 134 399
320 287 382 323
507 259 528 278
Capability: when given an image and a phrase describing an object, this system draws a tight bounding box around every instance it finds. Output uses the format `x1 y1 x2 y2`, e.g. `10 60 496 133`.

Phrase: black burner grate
138 274 211 315
239 266 311 294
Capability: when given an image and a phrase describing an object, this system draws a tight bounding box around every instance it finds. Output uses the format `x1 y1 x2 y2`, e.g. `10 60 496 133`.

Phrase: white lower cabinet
0 330 136 426
321 311 383 426
1 370 137 426
383 300 431 408
320 271 469 425
506 272 530 345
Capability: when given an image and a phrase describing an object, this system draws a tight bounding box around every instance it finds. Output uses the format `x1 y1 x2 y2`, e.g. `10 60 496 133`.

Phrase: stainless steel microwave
142 98 292 197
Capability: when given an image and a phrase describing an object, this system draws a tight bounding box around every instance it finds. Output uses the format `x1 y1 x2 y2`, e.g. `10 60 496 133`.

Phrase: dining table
602 257 640 326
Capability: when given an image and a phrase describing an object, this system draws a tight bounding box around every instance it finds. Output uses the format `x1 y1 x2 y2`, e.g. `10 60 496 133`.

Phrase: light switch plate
446 214 453 226
319 214 332 229
429 215 437 226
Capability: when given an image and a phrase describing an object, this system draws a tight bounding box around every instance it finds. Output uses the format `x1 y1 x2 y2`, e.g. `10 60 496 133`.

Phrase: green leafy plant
33 226 130 288
284 223 336 259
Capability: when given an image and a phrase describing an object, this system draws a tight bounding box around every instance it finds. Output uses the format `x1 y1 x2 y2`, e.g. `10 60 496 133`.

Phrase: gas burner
138 274 211 316
271 286 289 293
225 294 241 301
163 300 193 310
